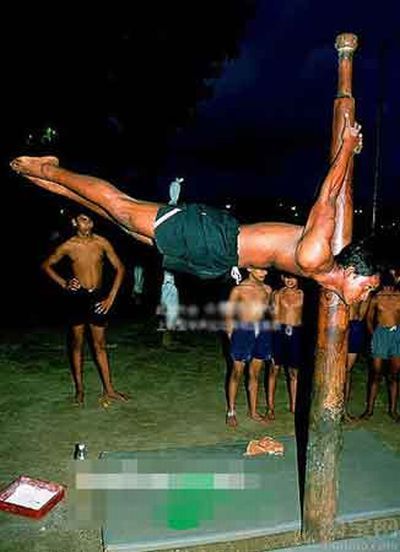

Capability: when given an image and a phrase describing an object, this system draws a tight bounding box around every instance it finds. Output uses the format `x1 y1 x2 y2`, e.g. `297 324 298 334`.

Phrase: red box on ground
0 476 65 519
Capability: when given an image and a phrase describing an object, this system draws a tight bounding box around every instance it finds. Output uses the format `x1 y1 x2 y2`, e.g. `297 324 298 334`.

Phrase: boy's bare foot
226 411 238 427
388 411 399 422
343 412 356 424
10 155 59 178
266 409 275 421
99 396 111 409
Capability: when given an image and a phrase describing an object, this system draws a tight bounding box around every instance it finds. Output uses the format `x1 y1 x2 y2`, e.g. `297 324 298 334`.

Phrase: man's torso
375 290 400 328
238 223 303 275
234 280 272 324
64 234 106 289
274 287 303 326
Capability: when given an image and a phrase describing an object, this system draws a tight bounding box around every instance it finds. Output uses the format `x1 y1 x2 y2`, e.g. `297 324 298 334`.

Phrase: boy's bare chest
280 291 302 310
377 295 400 315
69 242 104 265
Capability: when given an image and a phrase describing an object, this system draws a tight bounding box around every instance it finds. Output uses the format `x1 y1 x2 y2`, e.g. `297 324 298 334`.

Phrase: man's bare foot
249 412 269 425
103 390 129 402
388 411 399 422
358 410 373 420
10 155 59 178
226 411 238 427
74 392 84 406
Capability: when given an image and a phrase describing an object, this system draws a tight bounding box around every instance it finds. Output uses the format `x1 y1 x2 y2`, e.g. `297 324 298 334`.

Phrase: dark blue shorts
348 320 365 354
273 325 302 368
230 324 273 362
66 288 108 327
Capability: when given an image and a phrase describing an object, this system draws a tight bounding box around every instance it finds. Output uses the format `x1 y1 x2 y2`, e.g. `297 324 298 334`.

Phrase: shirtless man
360 270 400 420
42 212 127 405
225 268 273 427
10 114 379 303
267 274 304 419
344 298 370 419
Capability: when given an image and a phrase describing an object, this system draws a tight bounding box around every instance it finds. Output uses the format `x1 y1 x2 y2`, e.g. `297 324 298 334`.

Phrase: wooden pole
302 33 358 543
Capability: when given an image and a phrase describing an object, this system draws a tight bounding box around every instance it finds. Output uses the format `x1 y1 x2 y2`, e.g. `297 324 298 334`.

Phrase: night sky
162 1 400 207
1 1 400 321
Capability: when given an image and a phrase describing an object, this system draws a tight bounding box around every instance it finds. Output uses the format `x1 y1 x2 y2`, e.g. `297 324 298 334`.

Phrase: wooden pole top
335 33 358 58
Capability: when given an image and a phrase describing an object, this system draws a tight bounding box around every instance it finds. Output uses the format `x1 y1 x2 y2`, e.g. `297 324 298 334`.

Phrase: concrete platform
96 429 400 551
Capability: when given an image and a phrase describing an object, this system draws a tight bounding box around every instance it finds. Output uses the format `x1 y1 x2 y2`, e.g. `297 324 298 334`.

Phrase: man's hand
66 277 81 291
341 112 363 154
94 296 114 315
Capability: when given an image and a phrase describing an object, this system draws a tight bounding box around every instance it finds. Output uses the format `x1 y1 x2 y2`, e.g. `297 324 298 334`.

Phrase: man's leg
267 362 280 420
286 328 302 414
26 175 153 245
227 360 245 427
26 173 114 220
69 324 85 405
11 156 161 239
89 324 128 403
360 357 384 419
388 357 400 420
295 115 362 270
248 358 268 424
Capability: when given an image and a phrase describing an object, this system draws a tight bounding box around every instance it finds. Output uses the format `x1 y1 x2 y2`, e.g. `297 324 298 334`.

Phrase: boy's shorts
230 323 273 362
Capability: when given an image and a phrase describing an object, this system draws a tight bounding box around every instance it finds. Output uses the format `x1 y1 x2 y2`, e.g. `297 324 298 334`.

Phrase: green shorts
154 203 240 280
371 326 400 359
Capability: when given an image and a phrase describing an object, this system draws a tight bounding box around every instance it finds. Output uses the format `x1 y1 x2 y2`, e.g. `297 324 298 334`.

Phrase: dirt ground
0 320 399 551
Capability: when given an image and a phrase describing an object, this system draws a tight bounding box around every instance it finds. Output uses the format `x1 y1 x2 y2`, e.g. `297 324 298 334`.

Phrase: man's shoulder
376 290 400 303
92 232 106 242
232 279 254 295
58 237 76 250
92 233 111 247
377 289 400 297
238 278 252 288
238 279 266 291
274 288 283 297
277 286 297 295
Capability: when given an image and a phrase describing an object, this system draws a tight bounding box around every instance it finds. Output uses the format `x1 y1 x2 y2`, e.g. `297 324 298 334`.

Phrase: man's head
380 269 396 289
389 268 400 285
335 240 379 304
281 273 298 289
72 212 94 236
247 267 268 283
